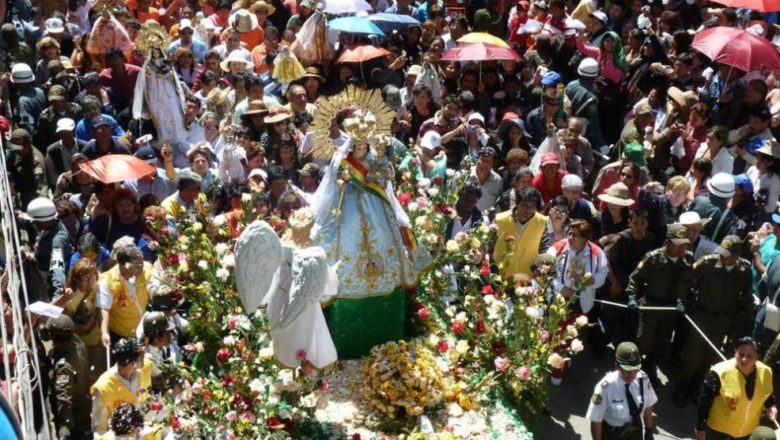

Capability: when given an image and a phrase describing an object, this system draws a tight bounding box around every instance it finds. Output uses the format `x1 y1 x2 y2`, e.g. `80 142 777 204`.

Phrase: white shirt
690 143 734 177
469 167 504 212
748 166 780 214
96 276 140 313
586 370 658 427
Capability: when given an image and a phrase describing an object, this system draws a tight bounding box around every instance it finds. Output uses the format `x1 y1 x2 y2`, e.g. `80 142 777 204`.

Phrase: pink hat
540 152 560 167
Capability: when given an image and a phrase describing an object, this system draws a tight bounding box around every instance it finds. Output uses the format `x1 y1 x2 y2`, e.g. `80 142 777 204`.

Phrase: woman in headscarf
626 34 669 103
576 30 628 145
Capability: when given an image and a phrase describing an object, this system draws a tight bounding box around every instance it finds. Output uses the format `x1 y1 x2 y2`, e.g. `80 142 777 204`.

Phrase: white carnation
222 254 236 267
197 260 209 270
216 268 230 282
215 243 229 255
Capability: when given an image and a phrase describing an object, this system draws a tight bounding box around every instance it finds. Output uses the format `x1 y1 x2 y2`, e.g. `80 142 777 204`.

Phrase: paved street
530 347 699 440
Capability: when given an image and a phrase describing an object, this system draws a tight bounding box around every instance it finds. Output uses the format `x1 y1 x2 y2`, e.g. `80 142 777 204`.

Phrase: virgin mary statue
310 86 431 358
132 21 190 166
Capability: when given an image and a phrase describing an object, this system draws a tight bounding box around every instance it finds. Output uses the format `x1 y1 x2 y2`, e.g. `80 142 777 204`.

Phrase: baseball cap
56 118 75 133
615 341 641 371
561 174 584 189
9 128 31 151
420 130 442 151
134 146 158 165
667 223 690 245
45 315 74 340
180 18 194 32
48 84 67 101
92 115 111 128
622 143 647 167
540 152 560 167
467 112 485 126
633 102 652 116
406 65 422 77
589 10 608 24
715 235 743 257
733 174 754 194
540 71 562 87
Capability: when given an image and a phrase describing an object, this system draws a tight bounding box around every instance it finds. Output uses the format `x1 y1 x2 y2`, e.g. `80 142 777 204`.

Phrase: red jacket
532 170 567 205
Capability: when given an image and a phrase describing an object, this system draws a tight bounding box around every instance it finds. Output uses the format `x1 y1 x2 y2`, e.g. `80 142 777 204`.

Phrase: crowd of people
5 0 780 437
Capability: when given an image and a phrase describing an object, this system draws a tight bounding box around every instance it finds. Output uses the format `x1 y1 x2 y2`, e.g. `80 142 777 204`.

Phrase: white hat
406 65 422 77
467 112 485 125
56 118 75 133
248 168 268 182
597 182 634 207
420 130 442 151
10 63 34 84
179 18 195 32
589 11 608 24
220 50 254 72
678 211 711 227
578 57 599 77
231 9 259 33
45 17 65 34
561 174 584 189
706 173 736 199
27 197 56 222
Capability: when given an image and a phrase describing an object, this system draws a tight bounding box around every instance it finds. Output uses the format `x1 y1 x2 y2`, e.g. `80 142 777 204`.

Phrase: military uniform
586 342 658 440
6 129 48 209
46 316 93 440
32 220 71 298
626 225 694 379
34 85 84 153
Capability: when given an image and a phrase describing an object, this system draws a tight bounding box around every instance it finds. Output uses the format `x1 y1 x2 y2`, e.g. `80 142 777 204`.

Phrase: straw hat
249 0 276 15
755 139 780 159
667 86 698 110
220 50 254 72
264 108 292 124
243 99 269 117
302 66 325 83
231 9 258 33
598 182 634 207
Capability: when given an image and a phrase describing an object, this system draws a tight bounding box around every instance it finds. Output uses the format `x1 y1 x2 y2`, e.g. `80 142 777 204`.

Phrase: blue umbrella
328 16 385 36
367 12 421 32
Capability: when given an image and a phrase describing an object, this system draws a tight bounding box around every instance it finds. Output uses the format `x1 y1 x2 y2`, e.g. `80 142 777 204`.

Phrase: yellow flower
445 240 458 253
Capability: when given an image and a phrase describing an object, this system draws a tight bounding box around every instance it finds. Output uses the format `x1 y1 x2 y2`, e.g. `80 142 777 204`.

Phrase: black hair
515 187 542 208
550 195 569 208
460 180 483 199
105 47 125 61
734 336 758 351
109 403 144 435
630 207 650 219
267 165 286 183
77 233 101 255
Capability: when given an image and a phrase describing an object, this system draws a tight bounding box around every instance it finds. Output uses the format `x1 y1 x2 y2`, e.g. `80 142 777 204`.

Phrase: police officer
674 235 754 408
45 315 92 440
141 311 174 393
25 197 71 298
564 57 607 151
586 341 658 440
626 223 694 386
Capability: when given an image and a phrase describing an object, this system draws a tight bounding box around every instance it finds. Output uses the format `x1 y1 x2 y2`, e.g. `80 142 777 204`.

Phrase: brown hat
9 128 31 151
597 182 634 207
243 99 269 117
668 86 698 110
264 108 292 124
249 0 276 15
302 66 325 83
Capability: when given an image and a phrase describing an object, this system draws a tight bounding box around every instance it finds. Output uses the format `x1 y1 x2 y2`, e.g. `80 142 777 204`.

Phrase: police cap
615 341 642 371
143 311 172 337
46 315 74 340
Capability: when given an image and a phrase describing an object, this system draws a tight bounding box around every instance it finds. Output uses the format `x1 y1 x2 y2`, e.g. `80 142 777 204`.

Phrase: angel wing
277 247 331 330
234 221 283 312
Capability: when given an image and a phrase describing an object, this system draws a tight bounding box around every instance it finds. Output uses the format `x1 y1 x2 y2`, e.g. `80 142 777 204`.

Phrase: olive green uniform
626 248 694 358
681 255 754 380
48 335 93 440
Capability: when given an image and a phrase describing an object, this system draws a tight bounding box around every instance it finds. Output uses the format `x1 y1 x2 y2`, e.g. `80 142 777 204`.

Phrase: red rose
481 284 494 296
432 176 444 185
228 317 237 330
167 254 180 265
451 321 466 334
475 321 486 333
352 434 362 440
417 307 430 319
492 341 506 355
149 401 163 411
171 416 180 430
217 347 231 362
397 193 412 206
442 205 453 216
437 340 449 353
480 265 490 277
169 290 183 302
266 416 284 430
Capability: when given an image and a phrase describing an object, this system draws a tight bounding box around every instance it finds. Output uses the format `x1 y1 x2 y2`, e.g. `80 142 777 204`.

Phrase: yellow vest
90 358 152 416
492 210 547 278
708 358 773 437
103 264 152 338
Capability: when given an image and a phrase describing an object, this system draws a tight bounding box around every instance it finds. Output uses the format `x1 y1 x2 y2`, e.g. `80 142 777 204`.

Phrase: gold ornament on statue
135 21 171 54
309 85 395 161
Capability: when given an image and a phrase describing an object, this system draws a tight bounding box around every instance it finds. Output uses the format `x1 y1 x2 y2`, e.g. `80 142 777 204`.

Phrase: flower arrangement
360 340 449 420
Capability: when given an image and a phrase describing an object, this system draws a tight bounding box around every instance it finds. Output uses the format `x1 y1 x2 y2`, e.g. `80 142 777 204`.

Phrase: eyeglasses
552 207 569 215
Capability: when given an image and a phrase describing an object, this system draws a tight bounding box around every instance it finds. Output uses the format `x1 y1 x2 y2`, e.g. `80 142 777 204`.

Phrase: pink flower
494 356 510 372
241 411 256 423
149 401 163 411
451 321 465 334
417 307 430 319
489 223 498 233
228 317 237 330
540 330 550 341
454 232 466 243
296 349 307 362
397 193 412 206
226 410 238 422
320 378 329 392
515 366 531 381
481 284 494 296
416 196 429 209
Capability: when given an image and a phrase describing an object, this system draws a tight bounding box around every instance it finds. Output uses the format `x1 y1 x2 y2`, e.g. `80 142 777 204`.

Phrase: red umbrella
711 0 780 12
336 45 391 64
692 26 780 72
440 42 522 62
79 154 156 184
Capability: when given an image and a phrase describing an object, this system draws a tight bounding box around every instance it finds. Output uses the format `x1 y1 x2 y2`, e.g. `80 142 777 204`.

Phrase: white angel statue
234 209 338 369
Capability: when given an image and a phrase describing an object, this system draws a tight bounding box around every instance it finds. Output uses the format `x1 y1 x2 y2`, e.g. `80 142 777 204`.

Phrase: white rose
408 202 418 212
216 268 230 282
223 335 236 346
418 178 432 190
575 315 589 328
258 347 274 361
565 325 578 339
241 193 253 203
197 260 209 270
547 353 567 369
213 215 226 227
192 222 203 232
445 169 455 178
570 338 584 353
525 306 540 319
455 340 469 355
249 379 264 395
415 215 428 227
427 187 440 197
215 243 229 255
222 254 236 268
